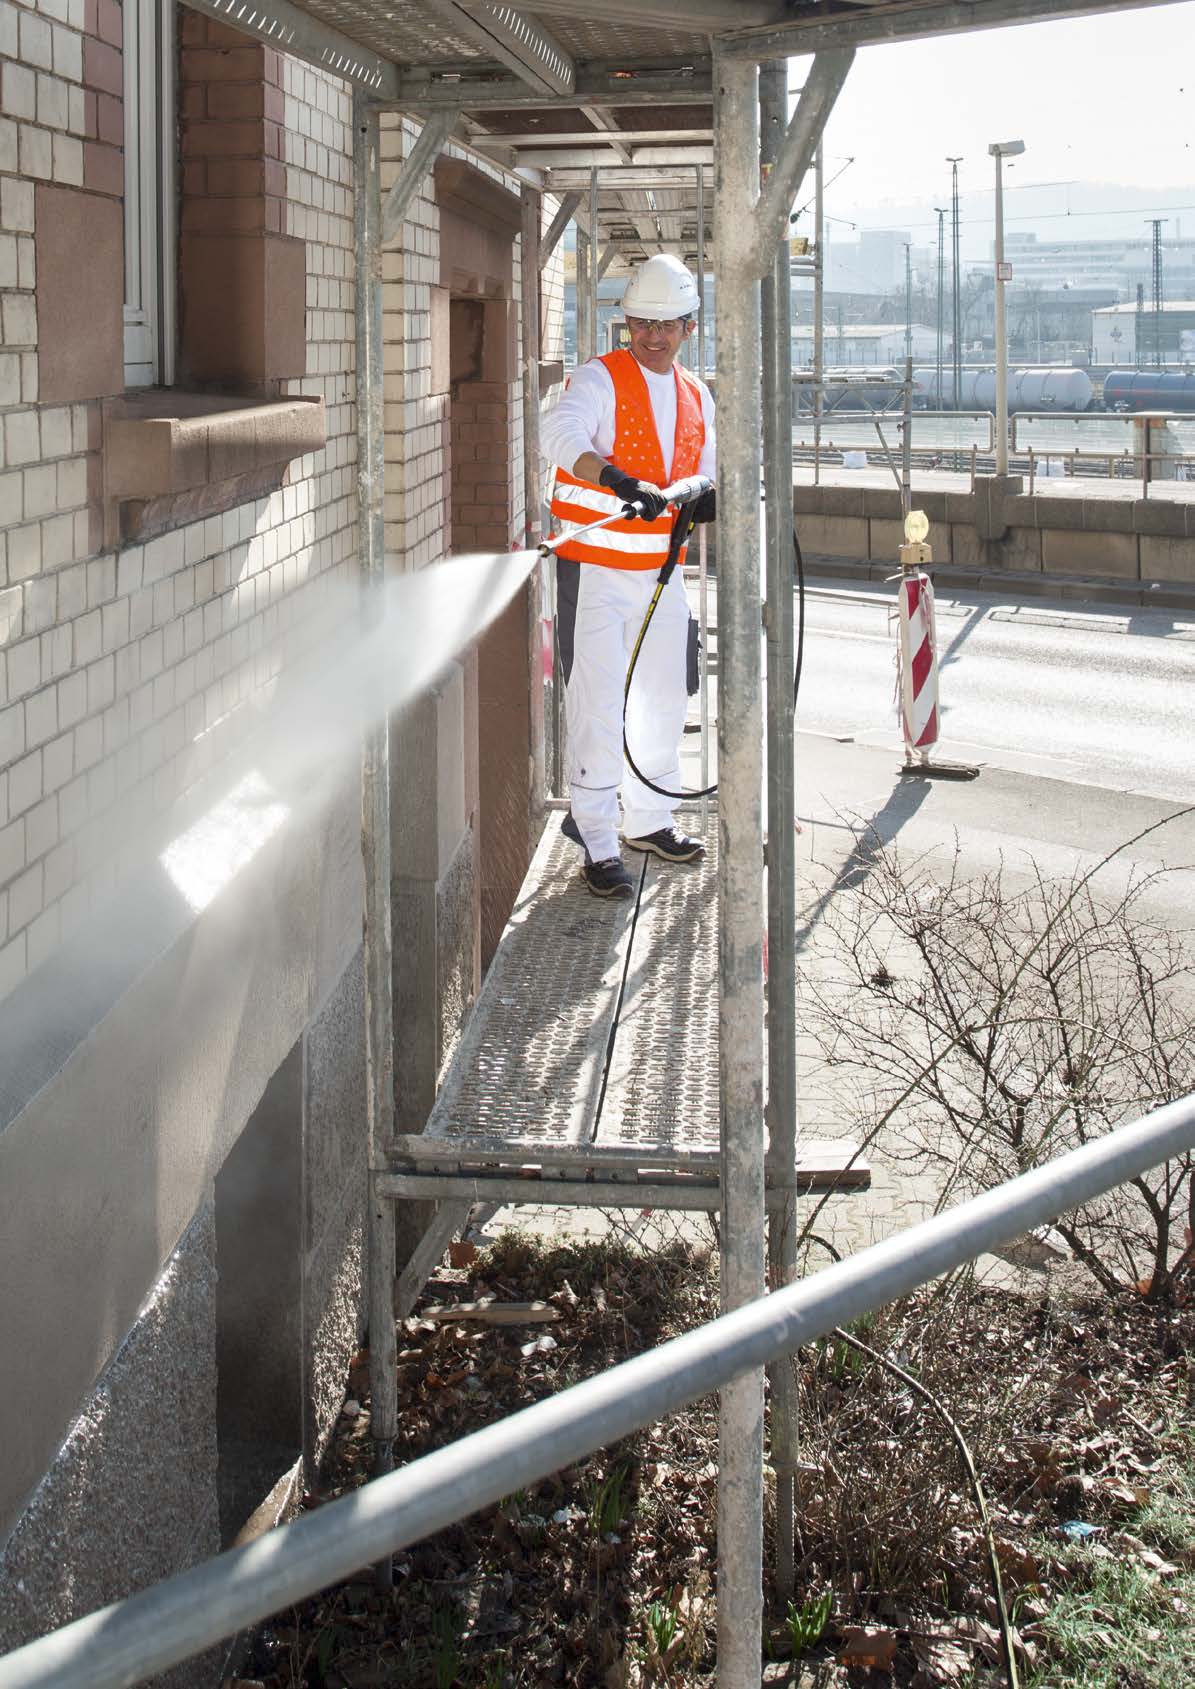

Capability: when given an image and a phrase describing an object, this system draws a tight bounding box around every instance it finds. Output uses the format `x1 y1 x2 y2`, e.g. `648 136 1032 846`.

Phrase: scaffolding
9 1 1193 1682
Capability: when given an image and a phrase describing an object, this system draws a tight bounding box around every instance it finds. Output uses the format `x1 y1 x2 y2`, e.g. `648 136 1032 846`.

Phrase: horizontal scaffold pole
3 1097 1193 1689
184 0 399 99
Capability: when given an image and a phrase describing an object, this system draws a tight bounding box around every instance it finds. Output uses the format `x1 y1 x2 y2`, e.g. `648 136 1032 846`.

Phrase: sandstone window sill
101 393 327 545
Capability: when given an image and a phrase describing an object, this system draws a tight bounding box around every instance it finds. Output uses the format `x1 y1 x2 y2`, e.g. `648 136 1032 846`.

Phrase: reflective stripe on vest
549 349 705 570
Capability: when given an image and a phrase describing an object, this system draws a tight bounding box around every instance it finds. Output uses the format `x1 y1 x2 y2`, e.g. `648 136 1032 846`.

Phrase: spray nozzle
659 474 714 507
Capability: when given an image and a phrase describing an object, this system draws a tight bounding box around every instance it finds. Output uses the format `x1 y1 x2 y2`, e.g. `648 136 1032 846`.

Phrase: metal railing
1012 411 1195 495
793 409 994 459
2 1095 1193 1689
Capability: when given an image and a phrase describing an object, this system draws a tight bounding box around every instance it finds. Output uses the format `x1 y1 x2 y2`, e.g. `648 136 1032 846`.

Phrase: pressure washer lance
538 474 716 803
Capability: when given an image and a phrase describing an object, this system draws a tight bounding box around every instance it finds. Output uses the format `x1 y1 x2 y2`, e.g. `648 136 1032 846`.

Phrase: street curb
796 552 1195 613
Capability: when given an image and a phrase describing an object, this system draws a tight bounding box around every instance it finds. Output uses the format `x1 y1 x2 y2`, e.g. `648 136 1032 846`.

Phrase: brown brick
263 159 285 197
84 0 98 36
205 157 265 197
209 20 263 50
83 38 122 98
263 121 281 159
180 46 263 82
180 11 208 47
206 81 265 120
183 121 265 158
182 197 266 235
96 0 121 47
264 84 284 125
82 90 97 138
262 48 281 86
96 92 122 147
182 160 206 196
180 84 206 121
264 197 282 234
83 140 122 196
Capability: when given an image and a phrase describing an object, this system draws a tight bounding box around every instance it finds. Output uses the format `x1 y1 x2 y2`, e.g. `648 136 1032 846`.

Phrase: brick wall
379 116 528 572
0 6 357 1010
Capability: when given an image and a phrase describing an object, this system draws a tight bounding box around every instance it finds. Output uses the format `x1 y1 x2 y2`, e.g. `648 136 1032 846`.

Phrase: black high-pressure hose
621 503 809 802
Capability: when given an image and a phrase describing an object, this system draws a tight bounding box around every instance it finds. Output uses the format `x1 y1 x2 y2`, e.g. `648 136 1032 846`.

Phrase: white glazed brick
51 22 81 81
2 291 37 348
1 63 36 123
1 176 34 232
20 11 54 71
0 699 24 764
4 410 38 464
0 931 25 1000
8 748 41 817
51 130 82 185
36 71 68 129
18 122 52 181
40 407 72 458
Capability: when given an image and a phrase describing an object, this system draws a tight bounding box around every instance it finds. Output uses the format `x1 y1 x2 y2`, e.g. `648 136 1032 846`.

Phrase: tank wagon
912 367 1094 412
1103 370 1195 413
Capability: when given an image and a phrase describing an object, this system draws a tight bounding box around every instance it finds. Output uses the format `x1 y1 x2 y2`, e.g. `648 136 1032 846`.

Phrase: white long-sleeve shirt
542 355 717 485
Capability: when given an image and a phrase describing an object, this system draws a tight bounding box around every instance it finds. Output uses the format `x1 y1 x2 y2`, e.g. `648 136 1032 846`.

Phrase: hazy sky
814 3 1194 245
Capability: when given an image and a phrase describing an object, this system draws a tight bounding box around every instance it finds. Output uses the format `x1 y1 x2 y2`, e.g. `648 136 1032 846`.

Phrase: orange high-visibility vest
550 349 706 570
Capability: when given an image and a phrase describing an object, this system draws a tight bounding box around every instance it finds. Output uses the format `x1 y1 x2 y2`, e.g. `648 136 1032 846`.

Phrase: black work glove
691 487 716 524
599 463 669 522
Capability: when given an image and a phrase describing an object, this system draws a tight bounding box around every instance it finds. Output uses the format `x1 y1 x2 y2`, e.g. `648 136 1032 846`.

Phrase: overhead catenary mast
1147 218 1167 367
948 156 963 407
935 206 946 405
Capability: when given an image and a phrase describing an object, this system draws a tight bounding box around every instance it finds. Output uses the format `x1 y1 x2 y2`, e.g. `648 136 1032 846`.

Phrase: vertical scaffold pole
589 166 600 358
576 225 590 365
696 162 710 828
714 49 766 1688
354 94 398 1582
813 142 824 485
759 59 799 1601
521 184 546 816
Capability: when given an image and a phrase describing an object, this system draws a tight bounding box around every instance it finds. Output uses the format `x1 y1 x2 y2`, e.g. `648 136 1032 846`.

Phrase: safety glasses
625 315 691 335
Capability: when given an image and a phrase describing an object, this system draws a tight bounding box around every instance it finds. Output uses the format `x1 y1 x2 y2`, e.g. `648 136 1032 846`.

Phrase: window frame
123 0 176 388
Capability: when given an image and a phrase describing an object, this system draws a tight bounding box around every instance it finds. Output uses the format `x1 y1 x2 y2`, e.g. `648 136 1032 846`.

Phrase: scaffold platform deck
377 818 870 1238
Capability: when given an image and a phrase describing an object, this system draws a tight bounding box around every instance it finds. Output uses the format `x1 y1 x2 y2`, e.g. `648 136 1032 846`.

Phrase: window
123 0 176 387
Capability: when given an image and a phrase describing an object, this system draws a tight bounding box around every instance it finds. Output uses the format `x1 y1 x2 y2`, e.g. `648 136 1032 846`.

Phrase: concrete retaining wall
794 480 1195 600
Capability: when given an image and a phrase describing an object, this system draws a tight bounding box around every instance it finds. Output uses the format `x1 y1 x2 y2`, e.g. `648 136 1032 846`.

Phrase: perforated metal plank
420 821 639 1146
597 822 720 1152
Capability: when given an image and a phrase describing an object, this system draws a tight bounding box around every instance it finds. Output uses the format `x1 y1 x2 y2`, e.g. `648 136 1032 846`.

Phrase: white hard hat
622 254 700 320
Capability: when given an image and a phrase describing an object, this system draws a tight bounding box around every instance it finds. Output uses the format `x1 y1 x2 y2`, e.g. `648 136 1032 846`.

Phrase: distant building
825 229 933 295
1002 231 1195 301
793 322 938 366
1092 300 1195 366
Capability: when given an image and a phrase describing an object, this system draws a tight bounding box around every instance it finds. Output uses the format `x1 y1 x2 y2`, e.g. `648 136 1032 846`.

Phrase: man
542 254 717 899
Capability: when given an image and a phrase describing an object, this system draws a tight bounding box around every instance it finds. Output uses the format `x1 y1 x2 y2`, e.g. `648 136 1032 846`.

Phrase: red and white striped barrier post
895 509 940 769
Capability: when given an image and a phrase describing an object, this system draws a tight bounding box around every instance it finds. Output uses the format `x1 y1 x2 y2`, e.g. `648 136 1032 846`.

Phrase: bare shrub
799 838 1195 1302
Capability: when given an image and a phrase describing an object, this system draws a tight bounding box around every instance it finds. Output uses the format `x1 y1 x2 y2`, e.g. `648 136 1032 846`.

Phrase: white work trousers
564 562 690 861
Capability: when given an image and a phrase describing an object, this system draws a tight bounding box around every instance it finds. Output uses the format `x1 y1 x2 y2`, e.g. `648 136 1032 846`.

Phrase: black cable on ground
830 1325 1020 1689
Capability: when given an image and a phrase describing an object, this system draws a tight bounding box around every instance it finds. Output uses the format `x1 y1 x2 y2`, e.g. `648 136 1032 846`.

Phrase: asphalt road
791 579 1195 804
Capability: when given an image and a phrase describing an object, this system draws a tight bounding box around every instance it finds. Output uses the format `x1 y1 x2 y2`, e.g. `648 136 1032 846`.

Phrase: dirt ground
236 1230 1194 1689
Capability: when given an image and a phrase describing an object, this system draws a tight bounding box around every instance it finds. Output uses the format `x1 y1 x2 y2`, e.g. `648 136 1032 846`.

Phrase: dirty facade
0 0 560 1656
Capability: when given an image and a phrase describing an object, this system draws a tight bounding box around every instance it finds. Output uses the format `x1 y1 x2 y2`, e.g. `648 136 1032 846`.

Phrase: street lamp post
989 138 1024 476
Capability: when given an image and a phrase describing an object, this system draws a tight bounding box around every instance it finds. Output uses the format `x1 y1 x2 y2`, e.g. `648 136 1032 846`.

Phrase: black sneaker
581 857 634 899
624 825 704 863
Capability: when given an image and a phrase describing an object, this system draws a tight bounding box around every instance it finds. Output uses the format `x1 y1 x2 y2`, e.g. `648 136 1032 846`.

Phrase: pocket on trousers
686 613 701 696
